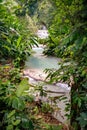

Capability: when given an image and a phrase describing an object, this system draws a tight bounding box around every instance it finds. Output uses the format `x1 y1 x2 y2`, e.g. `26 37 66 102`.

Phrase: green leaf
22 118 34 130
77 112 87 127
3 45 10 52
12 119 21 126
6 125 13 130
12 97 25 110
7 110 16 118
78 99 81 108
17 36 22 47
16 78 29 97
30 37 39 47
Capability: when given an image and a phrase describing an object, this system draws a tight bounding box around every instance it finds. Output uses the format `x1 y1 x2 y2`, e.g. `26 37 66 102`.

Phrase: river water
24 30 70 124
25 45 60 70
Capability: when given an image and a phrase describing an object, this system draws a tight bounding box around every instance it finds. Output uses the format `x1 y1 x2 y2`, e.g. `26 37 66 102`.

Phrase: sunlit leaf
12 119 21 126
7 110 16 118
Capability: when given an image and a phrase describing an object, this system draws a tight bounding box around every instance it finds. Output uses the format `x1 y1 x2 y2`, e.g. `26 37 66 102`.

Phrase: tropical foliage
0 0 39 129
0 0 64 130
1 0 87 129
44 0 87 129
16 0 55 28
0 0 38 67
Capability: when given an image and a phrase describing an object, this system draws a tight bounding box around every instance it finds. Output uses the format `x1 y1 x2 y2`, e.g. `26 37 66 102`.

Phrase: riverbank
24 44 70 125
0 59 69 130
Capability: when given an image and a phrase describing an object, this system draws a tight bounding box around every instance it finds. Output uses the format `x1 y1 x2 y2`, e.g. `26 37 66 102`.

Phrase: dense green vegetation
0 0 64 130
16 0 55 28
0 0 87 130
0 0 39 67
44 0 87 130
0 0 39 129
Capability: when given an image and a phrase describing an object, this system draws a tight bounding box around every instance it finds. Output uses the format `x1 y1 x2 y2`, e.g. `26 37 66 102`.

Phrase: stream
24 30 70 124
25 45 60 70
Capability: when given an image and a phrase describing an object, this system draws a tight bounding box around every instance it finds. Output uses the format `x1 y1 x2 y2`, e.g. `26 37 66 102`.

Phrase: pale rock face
24 45 70 124
37 30 49 39
56 83 71 91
